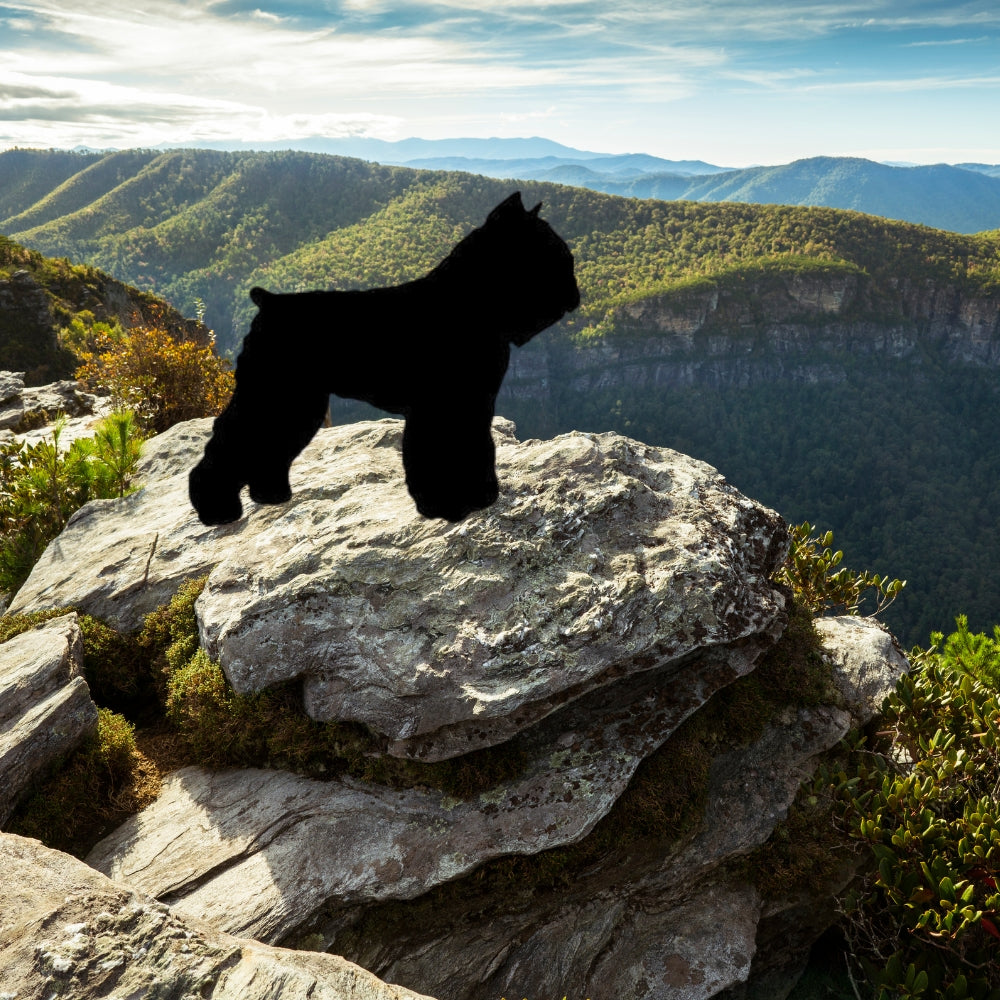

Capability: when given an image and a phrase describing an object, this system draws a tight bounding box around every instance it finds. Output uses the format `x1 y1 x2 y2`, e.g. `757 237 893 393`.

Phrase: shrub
837 622 1000 999
86 409 145 499
137 574 206 682
926 614 1000 689
776 521 905 617
78 612 154 715
75 324 234 434
0 411 147 595
7 707 156 856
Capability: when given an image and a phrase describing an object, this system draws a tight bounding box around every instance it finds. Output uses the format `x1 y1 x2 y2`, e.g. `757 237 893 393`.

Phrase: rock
20 378 101 419
814 615 909 722
0 369 114 447
86 617 905 1000
717 614 910 1000
281 702 859 1000
0 369 25 429
86 638 772 945
10 416 789 761
4 412 909 998
0 369 24 407
0 614 98 826
0 832 436 1000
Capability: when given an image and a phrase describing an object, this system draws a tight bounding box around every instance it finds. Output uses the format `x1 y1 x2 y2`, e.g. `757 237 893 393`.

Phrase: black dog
189 192 580 525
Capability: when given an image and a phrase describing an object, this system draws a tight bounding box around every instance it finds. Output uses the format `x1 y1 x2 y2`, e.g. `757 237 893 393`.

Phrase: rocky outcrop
11 416 789 762
3 412 909 999
0 832 436 1000
83 614 904 1000
0 614 97 826
0 369 114 447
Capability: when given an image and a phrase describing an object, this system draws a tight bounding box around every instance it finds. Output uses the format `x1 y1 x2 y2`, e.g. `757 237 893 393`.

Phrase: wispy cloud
904 36 991 46
0 0 997 163
797 73 1000 93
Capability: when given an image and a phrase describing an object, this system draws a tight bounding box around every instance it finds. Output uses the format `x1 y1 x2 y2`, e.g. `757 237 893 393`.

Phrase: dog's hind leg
402 395 499 521
189 286 330 524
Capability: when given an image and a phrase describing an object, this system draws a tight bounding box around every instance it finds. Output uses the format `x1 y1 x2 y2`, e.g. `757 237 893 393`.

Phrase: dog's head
445 192 580 346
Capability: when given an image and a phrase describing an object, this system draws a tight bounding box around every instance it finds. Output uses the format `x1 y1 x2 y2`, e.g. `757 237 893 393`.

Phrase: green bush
78 612 154 715
7 708 147 856
926 615 1000 689
775 521 905 617
0 411 147 594
137 574 205 683
837 621 1000 999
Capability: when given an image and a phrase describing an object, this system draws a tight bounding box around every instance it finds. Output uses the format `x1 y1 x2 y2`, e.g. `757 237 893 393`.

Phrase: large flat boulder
0 832 435 1000
10 416 789 761
86 637 765 944
0 614 97 826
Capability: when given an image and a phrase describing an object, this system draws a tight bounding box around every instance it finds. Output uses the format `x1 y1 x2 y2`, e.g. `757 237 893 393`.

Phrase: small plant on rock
775 521 905 617
836 618 1000 999
0 412 147 594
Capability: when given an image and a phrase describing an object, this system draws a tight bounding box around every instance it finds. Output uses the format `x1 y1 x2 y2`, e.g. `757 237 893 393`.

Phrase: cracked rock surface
10 416 789 761
0 833 436 1000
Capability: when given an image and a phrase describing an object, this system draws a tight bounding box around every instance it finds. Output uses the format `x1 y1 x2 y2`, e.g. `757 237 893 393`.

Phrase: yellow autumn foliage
76 326 234 434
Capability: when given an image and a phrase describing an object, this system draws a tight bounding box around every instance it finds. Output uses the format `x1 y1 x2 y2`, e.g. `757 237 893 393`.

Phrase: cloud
797 73 1000 93
0 81 76 101
250 9 285 23
0 0 997 162
904 36 991 46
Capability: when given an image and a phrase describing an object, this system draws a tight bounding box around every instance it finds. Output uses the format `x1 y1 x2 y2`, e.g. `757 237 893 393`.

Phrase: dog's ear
488 191 526 224
529 202 542 217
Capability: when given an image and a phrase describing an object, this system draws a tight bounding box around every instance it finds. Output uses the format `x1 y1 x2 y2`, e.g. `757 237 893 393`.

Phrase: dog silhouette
189 192 580 524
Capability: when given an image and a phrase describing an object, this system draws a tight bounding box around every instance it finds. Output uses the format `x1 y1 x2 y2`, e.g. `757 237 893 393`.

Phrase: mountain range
61 136 1000 235
158 136 1000 234
2 146 1000 647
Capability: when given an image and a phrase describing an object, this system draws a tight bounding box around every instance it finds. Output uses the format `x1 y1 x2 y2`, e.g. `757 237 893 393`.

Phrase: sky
0 0 998 167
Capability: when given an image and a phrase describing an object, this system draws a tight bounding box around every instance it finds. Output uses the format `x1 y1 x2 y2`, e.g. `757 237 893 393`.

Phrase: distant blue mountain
401 153 724 177
184 135 609 161
671 157 1000 233
180 136 729 176
958 163 1000 179
375 148 1000 234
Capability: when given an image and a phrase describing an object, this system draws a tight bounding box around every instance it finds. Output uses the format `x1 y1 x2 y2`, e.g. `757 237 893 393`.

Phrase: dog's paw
248 471 293 506
189 462 244 525
412 478 499 522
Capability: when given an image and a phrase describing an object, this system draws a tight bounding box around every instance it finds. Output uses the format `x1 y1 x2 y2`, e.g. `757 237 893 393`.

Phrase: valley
2 146 999 645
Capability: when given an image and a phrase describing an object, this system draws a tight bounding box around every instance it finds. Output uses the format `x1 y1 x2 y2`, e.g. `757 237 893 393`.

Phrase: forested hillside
2 146 1000 644
0 232 206 384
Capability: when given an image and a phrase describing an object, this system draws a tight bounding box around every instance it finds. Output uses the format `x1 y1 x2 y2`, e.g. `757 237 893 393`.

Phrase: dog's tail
249 286 273 308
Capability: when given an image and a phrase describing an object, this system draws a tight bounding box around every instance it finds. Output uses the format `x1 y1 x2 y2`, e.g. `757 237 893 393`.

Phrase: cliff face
0 236 210 385
499 271 1000 401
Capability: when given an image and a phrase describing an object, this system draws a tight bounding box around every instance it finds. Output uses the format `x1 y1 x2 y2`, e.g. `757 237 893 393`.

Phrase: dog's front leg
402 394 499 522
189 383 263 525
